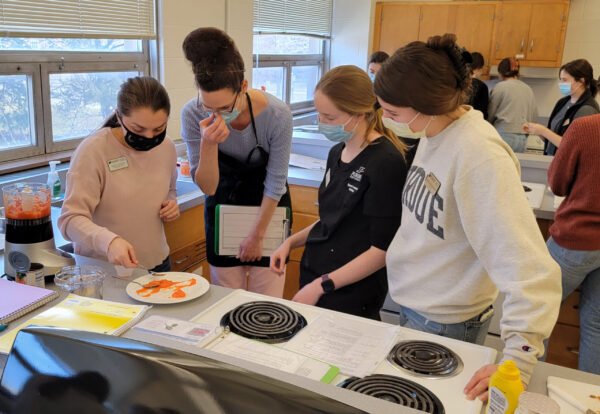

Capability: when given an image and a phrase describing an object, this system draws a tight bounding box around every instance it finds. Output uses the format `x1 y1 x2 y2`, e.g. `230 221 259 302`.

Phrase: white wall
330 0 374 70
159 0 253 141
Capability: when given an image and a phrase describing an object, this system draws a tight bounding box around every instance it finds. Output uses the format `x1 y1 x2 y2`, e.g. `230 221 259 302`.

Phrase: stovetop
191 290 497 414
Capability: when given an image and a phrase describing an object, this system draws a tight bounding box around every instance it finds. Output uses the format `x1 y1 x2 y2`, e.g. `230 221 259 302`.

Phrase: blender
3 183 75 278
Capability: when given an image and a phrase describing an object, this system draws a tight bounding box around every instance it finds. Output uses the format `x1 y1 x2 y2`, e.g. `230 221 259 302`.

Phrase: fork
109 274 161 288
136 264 166 276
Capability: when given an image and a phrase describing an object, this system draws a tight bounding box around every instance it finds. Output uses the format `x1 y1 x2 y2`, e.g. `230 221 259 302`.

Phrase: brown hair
182 27 245 93
369 51 389 65
374 33 471 115
102 76 170 128
316 65 406 156
498 57 520 78
560 59 599 97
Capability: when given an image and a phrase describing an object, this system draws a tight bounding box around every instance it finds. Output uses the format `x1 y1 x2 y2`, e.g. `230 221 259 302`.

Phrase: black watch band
321 274 335 294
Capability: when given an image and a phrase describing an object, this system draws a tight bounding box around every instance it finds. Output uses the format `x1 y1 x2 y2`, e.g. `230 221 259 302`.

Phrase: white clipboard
214 204 291 257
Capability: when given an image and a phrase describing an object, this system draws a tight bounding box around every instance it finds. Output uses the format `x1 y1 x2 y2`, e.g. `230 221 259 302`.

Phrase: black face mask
117 113 167 151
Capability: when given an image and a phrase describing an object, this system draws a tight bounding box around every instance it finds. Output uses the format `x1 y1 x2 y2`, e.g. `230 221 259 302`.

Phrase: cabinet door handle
566 347 579 355
520 38 525 51
174 255 190 265
496 43 499 51
314 202 319 206
530 39 534 52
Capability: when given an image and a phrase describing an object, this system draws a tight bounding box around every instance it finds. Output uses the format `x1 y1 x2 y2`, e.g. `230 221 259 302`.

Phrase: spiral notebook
0 279 60 324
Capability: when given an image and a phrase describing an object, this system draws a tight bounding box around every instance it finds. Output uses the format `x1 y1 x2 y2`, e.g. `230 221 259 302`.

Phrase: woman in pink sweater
59 77 179 271
546 114 600 374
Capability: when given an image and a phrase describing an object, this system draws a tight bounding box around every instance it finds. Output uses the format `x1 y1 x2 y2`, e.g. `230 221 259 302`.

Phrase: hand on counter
107 237 138 268
270 240 291 275
237 233 263 262
523 122 548 138
159 200 179 222
292 279 323 306
463 363 527 402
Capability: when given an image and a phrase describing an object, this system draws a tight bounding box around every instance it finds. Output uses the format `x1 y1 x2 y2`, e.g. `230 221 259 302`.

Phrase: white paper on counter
289 153 326 170
547 376 600 414
132 315 218 347
283 313 399 377
522 181 546 209
554 195 565 209
209 333 337 382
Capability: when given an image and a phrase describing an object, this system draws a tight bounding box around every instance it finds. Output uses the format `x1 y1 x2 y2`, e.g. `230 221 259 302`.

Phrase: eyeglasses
197 91 240 114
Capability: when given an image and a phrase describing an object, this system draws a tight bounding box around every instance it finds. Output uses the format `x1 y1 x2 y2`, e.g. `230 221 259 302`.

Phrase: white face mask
383 112 434 139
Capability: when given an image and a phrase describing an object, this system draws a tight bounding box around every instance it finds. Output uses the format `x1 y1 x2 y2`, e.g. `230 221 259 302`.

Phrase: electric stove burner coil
387 340 464 378
220 301 307 343
339 374 445 414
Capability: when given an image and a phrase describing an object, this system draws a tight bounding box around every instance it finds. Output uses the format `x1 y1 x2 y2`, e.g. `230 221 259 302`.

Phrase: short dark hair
102 76 170 128
182 27 245 93
498 57 520 78
374 33 471 115
369 51 389 65
560 59 598 97
470 52 484 71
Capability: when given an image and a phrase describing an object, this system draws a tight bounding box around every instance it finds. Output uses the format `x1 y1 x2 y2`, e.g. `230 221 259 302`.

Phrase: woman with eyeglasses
181 27 293 297
59 76 178 272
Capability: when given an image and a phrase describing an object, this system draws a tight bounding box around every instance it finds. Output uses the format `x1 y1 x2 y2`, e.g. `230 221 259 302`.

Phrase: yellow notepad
0 294 149 354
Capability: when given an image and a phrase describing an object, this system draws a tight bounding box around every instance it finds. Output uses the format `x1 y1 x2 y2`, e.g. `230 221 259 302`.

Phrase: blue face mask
558 82 572 96
368 72 376 82
219 109 240 125
318 116 355 143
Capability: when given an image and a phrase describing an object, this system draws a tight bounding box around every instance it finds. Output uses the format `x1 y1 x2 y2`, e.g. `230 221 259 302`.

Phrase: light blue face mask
318 116 355 143
219 109 240 125
558 82 572 96
368 72 376 82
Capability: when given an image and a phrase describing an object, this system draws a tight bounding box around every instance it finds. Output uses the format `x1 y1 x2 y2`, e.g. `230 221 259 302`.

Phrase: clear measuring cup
55 266 106 299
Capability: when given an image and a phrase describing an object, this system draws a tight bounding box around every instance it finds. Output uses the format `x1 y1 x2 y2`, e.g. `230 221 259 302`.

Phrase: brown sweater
548 114 600 250
59 128 177 268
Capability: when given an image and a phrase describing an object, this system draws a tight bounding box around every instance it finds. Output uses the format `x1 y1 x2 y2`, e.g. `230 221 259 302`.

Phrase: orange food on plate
136 277 197 299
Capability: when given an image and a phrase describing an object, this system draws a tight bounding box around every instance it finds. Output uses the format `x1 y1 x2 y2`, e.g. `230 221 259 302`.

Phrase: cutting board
522 181 546 209
547 376 600 414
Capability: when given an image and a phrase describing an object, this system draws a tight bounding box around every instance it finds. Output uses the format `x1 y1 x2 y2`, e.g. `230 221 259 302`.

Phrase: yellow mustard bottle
486 360 524 414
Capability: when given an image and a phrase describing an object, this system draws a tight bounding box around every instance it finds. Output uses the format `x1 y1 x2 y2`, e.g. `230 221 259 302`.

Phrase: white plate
125 272 209 304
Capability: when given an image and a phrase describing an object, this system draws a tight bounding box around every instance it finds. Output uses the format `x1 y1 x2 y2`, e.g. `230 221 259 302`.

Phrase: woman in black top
270 65 408 320
466 52 489 120
524 59 599 155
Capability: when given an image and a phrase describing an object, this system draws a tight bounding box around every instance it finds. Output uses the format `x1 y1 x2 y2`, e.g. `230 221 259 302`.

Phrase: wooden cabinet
373 3 421 57
164 204 210 282
373 1 569 69
492 1 568 67
284 185 320 300
450 4 496 74
547 290 581 369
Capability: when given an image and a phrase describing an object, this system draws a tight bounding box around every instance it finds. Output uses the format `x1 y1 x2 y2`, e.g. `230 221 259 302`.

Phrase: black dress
299 137 408 320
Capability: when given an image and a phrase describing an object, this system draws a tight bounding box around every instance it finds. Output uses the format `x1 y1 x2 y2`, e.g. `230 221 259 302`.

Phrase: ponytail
366 107 407 156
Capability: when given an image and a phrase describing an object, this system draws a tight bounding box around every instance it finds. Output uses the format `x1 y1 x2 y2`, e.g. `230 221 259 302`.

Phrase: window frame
253 37 329 114
0 41 150 164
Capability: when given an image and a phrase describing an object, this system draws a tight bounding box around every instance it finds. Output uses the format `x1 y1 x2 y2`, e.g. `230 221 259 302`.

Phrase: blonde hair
316 65 406 157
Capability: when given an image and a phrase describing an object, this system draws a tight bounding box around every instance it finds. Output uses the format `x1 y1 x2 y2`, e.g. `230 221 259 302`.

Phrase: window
252 34 326 112
0 0 156 165
252 0 332 113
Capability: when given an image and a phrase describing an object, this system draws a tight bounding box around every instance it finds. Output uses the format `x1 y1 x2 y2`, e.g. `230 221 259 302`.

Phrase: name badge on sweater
107 157 129 172
424 172 441 195
562 118 570 127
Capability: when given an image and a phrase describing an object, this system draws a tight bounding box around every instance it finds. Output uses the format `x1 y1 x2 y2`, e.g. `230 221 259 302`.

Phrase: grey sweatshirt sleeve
454 152 561 384
262 106 293 201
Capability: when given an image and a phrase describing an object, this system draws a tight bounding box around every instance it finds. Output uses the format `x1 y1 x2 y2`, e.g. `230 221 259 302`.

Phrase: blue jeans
499 132 527 153
547 237 600 374
397 305 494 345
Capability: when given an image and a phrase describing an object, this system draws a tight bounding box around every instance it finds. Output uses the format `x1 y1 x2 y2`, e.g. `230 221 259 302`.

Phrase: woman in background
466 51 489 119
271 65 407 320
374 34 560 400
546 114 600 374
523 59 599 155
488 57 537 152
59 76 178 271
367 51 389 82
181 27 292 297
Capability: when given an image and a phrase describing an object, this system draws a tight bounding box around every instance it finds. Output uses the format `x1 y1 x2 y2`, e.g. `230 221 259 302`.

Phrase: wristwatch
320 274 335 294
